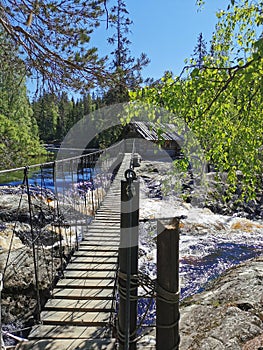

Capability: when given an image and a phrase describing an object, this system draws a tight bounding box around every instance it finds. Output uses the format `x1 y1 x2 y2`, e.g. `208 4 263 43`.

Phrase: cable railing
0 140 125 347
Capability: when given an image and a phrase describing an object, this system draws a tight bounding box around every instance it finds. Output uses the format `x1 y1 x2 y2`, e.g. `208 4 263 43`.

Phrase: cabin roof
131 121 183 144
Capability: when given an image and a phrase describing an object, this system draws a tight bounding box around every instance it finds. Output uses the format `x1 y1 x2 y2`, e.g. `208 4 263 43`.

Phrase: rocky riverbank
138 255 263 350
0 159 262 349
180 255 263 350
136 160 263 221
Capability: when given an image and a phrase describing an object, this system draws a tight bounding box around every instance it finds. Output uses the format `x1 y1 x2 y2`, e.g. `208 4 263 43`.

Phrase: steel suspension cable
24 167 41 322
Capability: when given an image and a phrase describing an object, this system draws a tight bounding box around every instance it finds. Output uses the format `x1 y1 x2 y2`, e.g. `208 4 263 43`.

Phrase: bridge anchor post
118 170 139 350
156 218 180 350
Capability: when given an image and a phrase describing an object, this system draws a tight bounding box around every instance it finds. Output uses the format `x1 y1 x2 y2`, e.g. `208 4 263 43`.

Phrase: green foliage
0 30 44 169
32 92 88 142
130 0 263 199
31 91 116 144
0 0 106 91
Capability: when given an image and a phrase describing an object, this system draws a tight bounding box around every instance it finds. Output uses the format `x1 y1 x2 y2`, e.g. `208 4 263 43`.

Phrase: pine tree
0 30 44 168
0 1 107 91
104 0 149 104
192 33 208 69
83 93 95 115
32 92 60 142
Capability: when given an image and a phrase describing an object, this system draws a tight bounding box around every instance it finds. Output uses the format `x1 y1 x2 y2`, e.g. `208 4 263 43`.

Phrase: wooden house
122 121 183 160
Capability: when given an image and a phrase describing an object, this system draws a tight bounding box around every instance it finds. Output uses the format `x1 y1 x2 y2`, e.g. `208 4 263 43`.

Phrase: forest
0 0 262 198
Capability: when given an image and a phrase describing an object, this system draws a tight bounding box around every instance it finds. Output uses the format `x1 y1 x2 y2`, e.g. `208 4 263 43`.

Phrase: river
0 157 262 332
137 194 263 326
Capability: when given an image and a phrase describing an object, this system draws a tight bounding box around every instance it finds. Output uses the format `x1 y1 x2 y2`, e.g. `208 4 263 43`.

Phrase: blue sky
92 0 230 80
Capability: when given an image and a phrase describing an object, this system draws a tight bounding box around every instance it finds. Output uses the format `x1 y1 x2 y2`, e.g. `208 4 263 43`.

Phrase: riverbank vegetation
0 0 262 199
0 31 45 169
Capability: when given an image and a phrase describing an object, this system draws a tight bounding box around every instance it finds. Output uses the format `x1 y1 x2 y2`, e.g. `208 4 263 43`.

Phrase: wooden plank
56 278 115 288
86 233 120 237
96 205 119 208
82 238 119 243
78 240 120 250
86 231 119 235
65 263 116 271
77 246 118 252
71 254 117 262
79 241 119 246
74 251 118 257
85 233 119 236
17 338 116 350
93 215 120 219
74 249 117 254
95 212 119 215
44 298 114 312
98 209 119 211
89 222 119 225
92 220 120 223
82 236 120 245
87 228 120 233
52 287 114 300
41 310 111 326
29 325 111 340
84 234 120 239
62 270 116 279
94 216 119 219
94 211 120 214
69 258 117 265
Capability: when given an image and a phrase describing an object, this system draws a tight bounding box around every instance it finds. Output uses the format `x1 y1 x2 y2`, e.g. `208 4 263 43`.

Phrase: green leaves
254 37 263 57
130 0 263 199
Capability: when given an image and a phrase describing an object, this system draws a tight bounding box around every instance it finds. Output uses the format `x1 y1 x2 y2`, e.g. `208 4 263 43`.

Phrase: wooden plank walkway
17 154 132 350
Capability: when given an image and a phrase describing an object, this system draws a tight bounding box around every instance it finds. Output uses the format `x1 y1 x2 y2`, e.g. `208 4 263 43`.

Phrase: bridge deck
17 154 132 350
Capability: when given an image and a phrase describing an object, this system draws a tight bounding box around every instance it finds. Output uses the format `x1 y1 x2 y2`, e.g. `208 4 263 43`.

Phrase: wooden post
118 177 139 350
156 218 180 350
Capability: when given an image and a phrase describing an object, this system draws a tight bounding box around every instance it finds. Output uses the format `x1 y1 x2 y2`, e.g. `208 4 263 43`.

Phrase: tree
103 0 149 104
32 92 60 142
191 33 207 69
0 30 44 169
0 0 108 92
130 0 263 199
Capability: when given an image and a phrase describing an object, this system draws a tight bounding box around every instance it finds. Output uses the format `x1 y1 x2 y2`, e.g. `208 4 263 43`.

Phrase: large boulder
179 255 263 349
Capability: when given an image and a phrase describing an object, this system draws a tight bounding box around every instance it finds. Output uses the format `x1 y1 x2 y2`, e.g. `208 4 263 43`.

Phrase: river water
137 200 263 326
0 161 262 331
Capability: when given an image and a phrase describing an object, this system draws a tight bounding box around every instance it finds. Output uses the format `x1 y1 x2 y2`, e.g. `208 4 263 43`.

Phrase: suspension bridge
0 140 180 350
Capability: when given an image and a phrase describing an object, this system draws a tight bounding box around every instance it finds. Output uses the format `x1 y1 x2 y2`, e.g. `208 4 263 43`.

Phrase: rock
0 223 27 252
0 192 55 225
242 334 263 350
179 256 263 349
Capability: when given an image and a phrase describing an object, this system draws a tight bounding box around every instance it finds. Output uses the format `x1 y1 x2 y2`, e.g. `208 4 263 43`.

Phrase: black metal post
118 176 139 350
156 218 180 350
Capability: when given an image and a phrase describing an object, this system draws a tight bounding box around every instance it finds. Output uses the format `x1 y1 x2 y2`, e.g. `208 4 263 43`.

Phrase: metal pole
118 174 139 350
156 218 180 350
